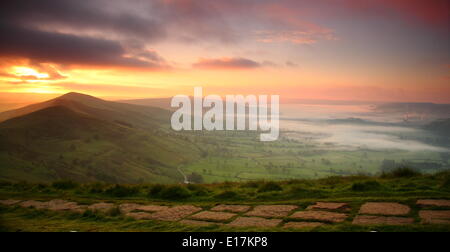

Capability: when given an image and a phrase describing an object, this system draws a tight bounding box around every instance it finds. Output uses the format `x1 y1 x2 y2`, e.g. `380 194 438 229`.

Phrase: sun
12 66 49 79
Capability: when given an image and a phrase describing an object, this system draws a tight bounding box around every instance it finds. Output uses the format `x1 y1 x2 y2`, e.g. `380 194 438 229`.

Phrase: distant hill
424 118 450 138
0 92 59 113
375 103 450 114
0 93 201 183
0 92 171 127
373 103 450 124
326 117 395 126
119 97 174 111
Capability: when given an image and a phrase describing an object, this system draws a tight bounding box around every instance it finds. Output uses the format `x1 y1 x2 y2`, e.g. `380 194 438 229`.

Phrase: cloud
261 61 279 67
32 64 67 81
155 0 238 43
193 57 262 70
0 0 446 71
329 0 449 28
0 1 168 69
57 82 165 94
255 30 337 45
0 0 238 44
0 0 239 68
0 0 165 41
286 61 298 67
0 0 342 69
0 23 167 69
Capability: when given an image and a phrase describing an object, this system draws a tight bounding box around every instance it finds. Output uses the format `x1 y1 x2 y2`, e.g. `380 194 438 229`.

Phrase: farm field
179 130 448 183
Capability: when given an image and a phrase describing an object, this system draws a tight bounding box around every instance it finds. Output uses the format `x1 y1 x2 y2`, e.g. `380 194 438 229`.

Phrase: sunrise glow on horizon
0 0 449 103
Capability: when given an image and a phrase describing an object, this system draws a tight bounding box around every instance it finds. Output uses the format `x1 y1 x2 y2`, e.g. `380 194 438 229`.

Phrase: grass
257 182 284 193
1 169 449 204
0 105 202 184
178 131 449 183
381 167 422 178
1 169 450 232
351 181 383 192
1 115 448 185
158 186 192 200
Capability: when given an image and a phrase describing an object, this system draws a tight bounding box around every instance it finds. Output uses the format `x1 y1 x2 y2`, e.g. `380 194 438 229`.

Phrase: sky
0 0 449 103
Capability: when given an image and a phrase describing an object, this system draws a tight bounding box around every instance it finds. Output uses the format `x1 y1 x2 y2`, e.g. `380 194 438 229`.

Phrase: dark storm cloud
0 23 164 68
0 0 169 68
0 0 239 44
0 0 165 41
0 0 239 68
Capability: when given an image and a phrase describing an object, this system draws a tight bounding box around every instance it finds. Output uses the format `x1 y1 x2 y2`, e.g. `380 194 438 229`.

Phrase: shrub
52 180 79 190
240 181 262 189
187 184 210 196
382 167 421 178
148 184 165 197
215 190 239 200
13 181 33 191
105 207 122 217
33 184 48 190
88 182 106 194
32 184 51 193
441 177 450 190
104 185 139 197
320 176 346 186
159 185 191 200
81 210 100 219
289 185 306 194
351 181 382 192
285 179 304 185
219 182 234 189
187 172 204 184
257 182 283 193
287 186 325 198
0 181 12 187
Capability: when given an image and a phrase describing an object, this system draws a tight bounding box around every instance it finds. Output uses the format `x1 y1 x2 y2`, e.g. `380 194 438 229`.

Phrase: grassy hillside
0 93 201 184
0 92 171 127
1 92 448 185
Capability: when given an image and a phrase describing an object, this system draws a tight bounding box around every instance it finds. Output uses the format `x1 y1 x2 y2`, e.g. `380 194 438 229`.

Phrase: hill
0 93 201 183
0 92 171 127
373 103 450 124
119 97 175 111
425 118 450 138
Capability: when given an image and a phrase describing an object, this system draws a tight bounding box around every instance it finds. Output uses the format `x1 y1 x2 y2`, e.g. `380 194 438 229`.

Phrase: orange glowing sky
0 0 449 103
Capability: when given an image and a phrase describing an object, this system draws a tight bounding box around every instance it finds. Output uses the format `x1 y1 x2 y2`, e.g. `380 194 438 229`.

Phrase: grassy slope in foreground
0 170 449 232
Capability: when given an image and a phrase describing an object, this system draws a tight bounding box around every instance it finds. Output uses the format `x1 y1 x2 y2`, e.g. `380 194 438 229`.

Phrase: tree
188 172 204 184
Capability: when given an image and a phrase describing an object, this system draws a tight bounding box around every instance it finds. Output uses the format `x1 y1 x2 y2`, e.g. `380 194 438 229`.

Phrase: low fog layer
280 104 448 152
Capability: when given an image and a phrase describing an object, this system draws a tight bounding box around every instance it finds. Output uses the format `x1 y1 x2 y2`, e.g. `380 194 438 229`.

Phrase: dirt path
177 166 190 184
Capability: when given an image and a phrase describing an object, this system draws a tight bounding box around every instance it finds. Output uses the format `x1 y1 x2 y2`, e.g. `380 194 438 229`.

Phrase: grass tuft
158 185 191 200
381 167 421 178
52 180 79 190
103 185 139 197
257 182 283 193
214 190 240 200
351 181 382 192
